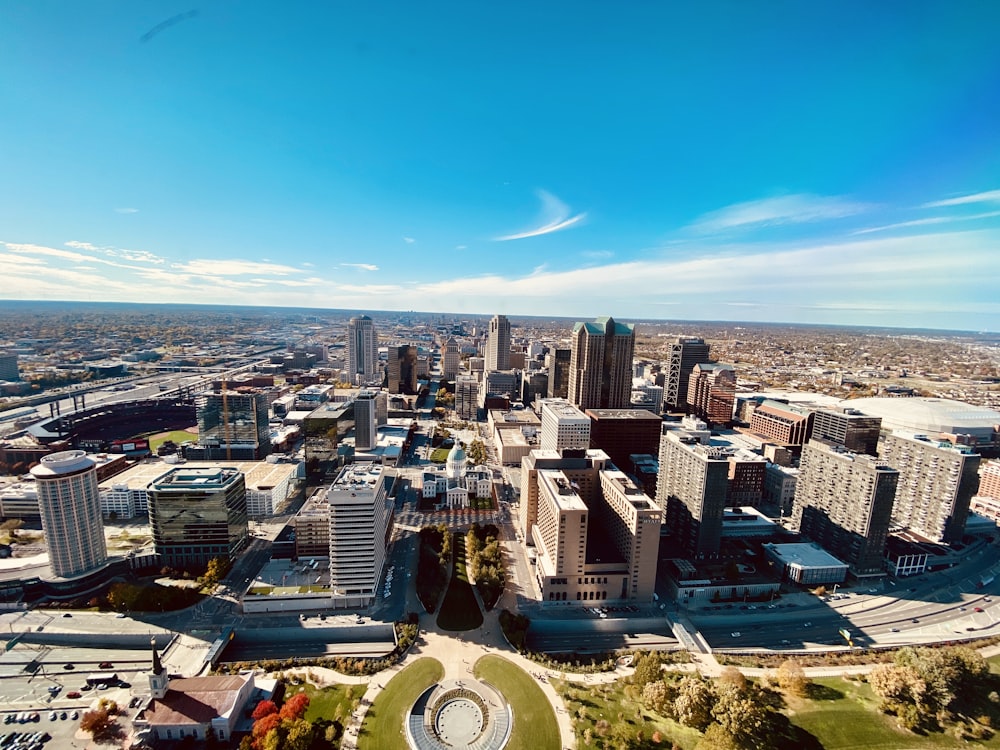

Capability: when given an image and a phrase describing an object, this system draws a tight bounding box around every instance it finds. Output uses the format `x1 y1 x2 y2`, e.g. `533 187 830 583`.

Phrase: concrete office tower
727 451 767 506
665 337 711 411
539 399 591 452
809 408 882 456
347 315 378 384
148 466 249 569
520 448 661 603
791 440 898 577
443 338 461 380
354 391 378 451
656 430 730 557
195 390 271 459
0 352 19 382
387 344 418 394
520 370 548 406
568 316 635 411
586 408 662 470
30 450 107 578
327 464 393 607
486 314 511 373
879 432 980 544
479 370 518 409
764 463 798 516
456 375 479 420
545 348 571 399
686 362 736 426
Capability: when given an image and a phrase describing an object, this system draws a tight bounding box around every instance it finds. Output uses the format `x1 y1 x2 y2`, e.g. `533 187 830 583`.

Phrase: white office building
539 398 591 453
327 464 393 607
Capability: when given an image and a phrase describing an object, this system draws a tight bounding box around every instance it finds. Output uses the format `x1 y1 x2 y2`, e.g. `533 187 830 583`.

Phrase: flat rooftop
763 542 847 568
100 459 298 492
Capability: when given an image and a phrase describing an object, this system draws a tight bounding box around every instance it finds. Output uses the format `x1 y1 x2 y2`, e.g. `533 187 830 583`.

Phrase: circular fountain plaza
405 678 512 750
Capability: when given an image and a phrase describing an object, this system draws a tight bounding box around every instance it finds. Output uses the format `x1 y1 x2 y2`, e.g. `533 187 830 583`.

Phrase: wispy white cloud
119 249 165 264
174 259 303 276
114 207 139 214
495 189 587 241
852 210 1000 235
65 240 100 251
922 189 1000 208
341 263 379 272
335 283 402 294
403 236 416 244
690 193 870 233
582 249 614 259
455 245 467 251
4 242 104 264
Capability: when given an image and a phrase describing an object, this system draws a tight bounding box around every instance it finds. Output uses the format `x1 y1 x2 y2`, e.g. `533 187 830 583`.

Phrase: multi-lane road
692 544 1000 651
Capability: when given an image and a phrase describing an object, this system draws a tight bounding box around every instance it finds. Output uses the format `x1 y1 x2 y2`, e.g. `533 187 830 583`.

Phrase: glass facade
149 467 249 570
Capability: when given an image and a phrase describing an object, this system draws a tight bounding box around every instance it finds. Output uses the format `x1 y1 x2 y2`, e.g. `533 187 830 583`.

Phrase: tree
80 708 115 740
718 666 748 693
279 693 310 721
711 684 772 749
642 680 676 717
631 651 664 688
674 676 714 731
282 718 315 750
251 699 278 721
775 659 809 697
869 663 926 708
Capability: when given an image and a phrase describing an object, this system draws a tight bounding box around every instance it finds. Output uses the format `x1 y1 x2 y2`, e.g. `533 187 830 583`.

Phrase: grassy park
357 658 443 750
145 428 197 453
435 533 484 631
474 655 560 750
287 680 365 726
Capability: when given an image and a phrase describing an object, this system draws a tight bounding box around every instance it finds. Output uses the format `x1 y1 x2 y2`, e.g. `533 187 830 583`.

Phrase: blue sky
2 2 999 330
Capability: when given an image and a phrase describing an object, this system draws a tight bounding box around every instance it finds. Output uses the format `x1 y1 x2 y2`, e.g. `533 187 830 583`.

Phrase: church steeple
149 638 168 699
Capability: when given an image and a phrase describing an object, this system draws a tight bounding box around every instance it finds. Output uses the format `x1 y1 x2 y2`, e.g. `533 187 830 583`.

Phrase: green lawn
145 428 197 452
474 655 561 750
429 448 450 463
786 676 1000 750
357 658 444 750
288 680 364 725
555 675 703 749
435 533 484 631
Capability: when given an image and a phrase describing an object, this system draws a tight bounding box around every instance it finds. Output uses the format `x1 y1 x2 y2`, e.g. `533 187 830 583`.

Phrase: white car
731 631 741 638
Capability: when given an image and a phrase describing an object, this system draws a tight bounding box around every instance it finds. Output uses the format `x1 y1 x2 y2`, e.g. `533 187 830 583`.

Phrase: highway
692 543 1000 651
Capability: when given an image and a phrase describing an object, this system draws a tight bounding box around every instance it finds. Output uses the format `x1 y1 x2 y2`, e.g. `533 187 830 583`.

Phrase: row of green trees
625 652 814 750
868 645 993 735
416 525 452 612
465 523 505 609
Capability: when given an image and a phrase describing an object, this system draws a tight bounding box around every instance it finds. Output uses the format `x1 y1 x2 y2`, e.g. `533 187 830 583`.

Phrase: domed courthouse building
420 442 493 509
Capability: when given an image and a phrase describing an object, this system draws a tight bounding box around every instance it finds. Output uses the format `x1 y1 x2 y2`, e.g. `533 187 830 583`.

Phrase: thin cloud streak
923 189 1000 208
495 189 587 241
853 210 1000 235
690 193 870 233
341 263 379 271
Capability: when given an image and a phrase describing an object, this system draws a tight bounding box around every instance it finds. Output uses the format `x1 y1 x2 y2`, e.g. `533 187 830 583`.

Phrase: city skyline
2 3 999 330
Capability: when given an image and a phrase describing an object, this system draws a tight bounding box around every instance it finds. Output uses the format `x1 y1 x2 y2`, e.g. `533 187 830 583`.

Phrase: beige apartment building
520 447 661 604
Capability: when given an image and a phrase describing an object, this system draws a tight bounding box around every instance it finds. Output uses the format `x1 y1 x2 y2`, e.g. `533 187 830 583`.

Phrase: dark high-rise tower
665 337 711 411
568 316 635 411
